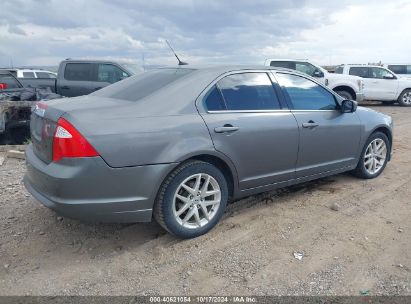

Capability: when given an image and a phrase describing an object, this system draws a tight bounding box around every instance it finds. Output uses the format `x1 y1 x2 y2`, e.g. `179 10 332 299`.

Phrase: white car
383 64 411 79
265 59 364 102
0 68 57 79
336 64 411 106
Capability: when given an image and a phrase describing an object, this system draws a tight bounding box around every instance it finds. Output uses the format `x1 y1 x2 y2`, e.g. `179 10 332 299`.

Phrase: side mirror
313 70 324 78
383 74 396 80
341 99 357 113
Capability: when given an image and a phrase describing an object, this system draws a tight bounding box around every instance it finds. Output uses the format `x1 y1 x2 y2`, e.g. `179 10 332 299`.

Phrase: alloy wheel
363 138 387 175
402 92 411 105
172 173 221 229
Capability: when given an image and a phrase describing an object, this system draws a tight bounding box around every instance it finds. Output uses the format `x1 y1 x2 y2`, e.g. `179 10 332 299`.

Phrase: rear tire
335 90 353 100
398 89 411 107
154 160 228 239
352 132 390 179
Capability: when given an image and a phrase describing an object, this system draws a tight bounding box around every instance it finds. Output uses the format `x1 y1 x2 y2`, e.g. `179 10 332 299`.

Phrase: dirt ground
0 103 410 296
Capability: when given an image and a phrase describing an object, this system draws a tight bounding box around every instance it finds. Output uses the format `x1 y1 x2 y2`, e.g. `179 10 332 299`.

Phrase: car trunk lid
30 95 129 164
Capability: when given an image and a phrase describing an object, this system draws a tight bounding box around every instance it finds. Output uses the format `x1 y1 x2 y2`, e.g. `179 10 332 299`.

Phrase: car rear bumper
24 145 177 223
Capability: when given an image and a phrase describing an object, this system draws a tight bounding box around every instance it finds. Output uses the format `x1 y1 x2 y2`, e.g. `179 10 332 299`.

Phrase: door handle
61 86 70 89
302 120 319 128
214 124 239 133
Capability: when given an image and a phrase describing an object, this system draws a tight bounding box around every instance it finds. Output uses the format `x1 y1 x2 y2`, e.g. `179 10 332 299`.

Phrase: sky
0 0 410 68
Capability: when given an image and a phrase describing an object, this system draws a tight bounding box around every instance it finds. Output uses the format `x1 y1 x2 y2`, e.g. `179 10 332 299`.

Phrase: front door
199 72 299 190
275 72 362 178
364 67 398 100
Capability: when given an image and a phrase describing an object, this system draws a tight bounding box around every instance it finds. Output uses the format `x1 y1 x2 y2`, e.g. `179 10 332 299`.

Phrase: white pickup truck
265 59 364 102
336 64 411 106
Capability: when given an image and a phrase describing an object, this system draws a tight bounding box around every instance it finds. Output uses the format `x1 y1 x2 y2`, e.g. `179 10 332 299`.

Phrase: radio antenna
165 40 188 66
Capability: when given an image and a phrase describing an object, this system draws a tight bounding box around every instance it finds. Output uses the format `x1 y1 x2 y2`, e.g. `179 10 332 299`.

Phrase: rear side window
269 61 295 70
217 73 281 111
23 72 35 78
64 63 95 81
204 86 226 111
276 73 337 110
36 72 52 78
0 74 21 89
91 68 194 101
387 65 411 74
349 67 369 78
97 64 129 83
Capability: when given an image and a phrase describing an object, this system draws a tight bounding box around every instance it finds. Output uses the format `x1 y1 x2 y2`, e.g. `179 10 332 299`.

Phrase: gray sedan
24 66 393 238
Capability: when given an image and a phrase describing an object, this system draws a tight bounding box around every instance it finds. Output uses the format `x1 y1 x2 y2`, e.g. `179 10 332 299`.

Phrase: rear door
275 72 361 178
198 71 299 190
59 63 103 97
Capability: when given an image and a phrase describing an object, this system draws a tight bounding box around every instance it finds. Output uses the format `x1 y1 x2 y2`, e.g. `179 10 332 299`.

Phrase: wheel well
189 154 235 200
373 127 393 154
399 88 411 97
333 86 356 100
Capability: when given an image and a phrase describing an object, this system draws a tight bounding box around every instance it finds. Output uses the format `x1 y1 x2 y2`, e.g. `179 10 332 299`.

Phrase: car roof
155 64 299 74
265 58 309 61
344 65 385 68
385 63 411 65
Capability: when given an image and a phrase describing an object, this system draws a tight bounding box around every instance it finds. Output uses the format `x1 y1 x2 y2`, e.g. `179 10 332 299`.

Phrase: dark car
18 59 138 97
24 66 393 238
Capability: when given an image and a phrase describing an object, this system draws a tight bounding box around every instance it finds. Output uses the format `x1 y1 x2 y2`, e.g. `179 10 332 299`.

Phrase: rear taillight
0 83 8 89
52 118 99 162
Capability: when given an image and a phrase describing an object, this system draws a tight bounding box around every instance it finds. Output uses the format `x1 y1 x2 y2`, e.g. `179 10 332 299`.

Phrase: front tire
352 132 390 179
335 90 353 100
154 160 228 239
398 89 411 107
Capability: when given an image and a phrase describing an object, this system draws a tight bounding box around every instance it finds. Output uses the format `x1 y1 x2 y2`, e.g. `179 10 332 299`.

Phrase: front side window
97 64 129 83
349 67 369 78
276 73 337 110
295 62 317 77
64 63 94 81
370 67 395 79
217 73 281 111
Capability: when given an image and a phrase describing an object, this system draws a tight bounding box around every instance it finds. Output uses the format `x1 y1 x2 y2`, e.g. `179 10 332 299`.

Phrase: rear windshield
0 74 22 89
91 68 194 101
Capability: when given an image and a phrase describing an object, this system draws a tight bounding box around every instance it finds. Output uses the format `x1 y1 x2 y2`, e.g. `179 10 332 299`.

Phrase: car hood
398 77 411 84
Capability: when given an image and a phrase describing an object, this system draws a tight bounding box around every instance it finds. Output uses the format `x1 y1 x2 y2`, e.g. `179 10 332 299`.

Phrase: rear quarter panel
65 112 216 168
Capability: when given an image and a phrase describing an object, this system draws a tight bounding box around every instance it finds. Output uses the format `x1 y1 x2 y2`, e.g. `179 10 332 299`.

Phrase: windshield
91 68 194 101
